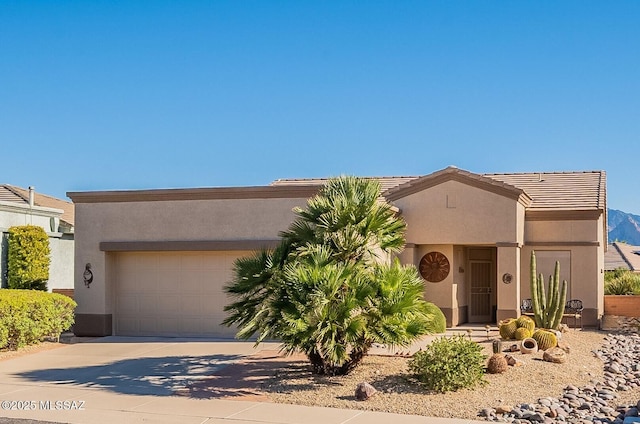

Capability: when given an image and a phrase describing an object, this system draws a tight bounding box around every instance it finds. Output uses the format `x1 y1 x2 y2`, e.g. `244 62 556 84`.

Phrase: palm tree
223 176 445 375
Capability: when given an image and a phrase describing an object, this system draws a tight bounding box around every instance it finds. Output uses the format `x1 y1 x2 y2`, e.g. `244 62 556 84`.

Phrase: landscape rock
354 382 377 401
557 341 571 354
543 347 567 364
481 332 640 424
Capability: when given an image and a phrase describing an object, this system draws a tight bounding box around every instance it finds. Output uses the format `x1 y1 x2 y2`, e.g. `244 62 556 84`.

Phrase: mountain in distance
608 209 640 245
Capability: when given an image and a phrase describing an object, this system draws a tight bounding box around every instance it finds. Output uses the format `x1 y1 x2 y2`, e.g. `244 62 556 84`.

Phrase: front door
468 260 493 322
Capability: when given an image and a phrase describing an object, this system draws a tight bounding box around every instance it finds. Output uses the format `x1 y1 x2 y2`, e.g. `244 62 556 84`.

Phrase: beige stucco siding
394 181 523 245
416 244 455 309
525 219 600 243
75 198 306 243
520 245 603 325
74 197 307 317
48 236 74 290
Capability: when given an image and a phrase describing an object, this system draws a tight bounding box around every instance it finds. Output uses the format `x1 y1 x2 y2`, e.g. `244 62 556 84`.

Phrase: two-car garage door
113 251 249 337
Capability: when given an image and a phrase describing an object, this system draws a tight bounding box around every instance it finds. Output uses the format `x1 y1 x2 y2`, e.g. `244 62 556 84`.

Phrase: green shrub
408 335 487 392
423 302 447 334
7 226 51 291
604 269 640 295
0 290 76 350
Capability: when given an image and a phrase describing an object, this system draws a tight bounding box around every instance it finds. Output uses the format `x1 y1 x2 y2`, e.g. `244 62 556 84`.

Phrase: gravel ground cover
262 329 640 421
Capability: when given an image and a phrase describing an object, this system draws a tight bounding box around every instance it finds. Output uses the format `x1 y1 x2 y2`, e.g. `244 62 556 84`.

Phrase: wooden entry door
468 260 493 322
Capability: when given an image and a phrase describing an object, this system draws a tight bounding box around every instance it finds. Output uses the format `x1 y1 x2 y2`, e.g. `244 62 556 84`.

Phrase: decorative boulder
504 354 522 367
355 382 377 401
543 347 567 364
557 340 571 354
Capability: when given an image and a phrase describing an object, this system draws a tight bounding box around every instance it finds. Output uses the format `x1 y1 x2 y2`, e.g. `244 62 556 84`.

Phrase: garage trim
100 239 281 252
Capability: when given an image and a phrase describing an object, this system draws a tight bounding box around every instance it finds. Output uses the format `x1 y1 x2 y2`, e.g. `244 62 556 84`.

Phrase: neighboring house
0 185 75 297
605 242 640 272
68 166 607 337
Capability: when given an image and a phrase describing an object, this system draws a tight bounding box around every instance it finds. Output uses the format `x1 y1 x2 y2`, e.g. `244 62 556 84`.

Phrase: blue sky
1 1 639 214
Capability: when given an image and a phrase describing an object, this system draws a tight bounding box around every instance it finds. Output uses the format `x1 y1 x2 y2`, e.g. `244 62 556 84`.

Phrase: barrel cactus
532 329 558 351
530 251 568 331
499 319 518 339
514 327 533 340
516 316 535 332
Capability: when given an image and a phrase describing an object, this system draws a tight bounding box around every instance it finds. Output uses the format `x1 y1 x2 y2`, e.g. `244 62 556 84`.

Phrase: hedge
0 290 76 350
7 225 51 291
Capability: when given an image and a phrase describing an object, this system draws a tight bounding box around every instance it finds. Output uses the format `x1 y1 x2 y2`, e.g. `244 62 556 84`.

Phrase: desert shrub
0 290 76 350
604 269 640 295
408 335 487 392
7 225 51 290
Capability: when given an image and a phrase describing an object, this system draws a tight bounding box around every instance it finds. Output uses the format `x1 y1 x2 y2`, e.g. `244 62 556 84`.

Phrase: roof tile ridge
4 184 29 202
484 170 604 176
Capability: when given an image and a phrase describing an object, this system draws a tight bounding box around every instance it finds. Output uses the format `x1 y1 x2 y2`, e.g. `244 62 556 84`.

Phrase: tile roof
0 185 74 226
607 242 640 272
271 176 420 194
271 168 606 211
485 171 606 211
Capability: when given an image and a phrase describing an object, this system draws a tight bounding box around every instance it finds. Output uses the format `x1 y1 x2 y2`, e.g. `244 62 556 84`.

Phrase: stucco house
0 185 75 297
68 166 607 337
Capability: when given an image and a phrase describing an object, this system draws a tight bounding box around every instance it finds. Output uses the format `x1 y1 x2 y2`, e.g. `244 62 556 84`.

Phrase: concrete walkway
0 337 487 424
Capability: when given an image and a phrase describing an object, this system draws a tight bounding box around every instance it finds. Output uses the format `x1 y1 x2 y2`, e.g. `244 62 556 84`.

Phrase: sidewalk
0 393 488 424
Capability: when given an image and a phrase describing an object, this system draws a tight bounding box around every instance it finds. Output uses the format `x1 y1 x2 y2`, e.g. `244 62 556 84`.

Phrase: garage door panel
179 253 207 270
117 315 139 334
202 297 224 314
157 269 180 293
156 296 179 314
156 254 181 271
156 318 179 334
138 318 159 334
179 295 202 313
114 251 248 337
117 296 139 315
138 294 160 315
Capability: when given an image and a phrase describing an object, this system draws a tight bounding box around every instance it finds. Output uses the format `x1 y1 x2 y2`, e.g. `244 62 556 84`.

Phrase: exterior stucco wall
520 244 603 326
393 180 523 245
416 244 455 309
496 245 521 322
73 197 309 317
414 244 459 326
0 206 59 231
0 207 72 291
525 218 600 243
48 235 75 290
523 214 605 317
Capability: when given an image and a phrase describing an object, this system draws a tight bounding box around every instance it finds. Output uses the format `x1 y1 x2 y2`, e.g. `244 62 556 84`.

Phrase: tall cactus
529 250 567 330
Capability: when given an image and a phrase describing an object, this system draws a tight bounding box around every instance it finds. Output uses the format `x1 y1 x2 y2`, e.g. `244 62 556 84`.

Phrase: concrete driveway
0 337 485 424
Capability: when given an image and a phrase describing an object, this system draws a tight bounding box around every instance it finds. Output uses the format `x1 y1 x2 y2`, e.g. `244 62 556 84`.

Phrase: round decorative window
419 252 450 282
